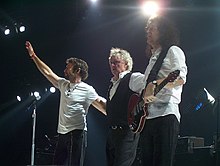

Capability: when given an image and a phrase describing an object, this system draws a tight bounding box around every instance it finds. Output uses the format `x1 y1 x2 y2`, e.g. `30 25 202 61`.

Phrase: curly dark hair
146 16 180 56
66 57 88 80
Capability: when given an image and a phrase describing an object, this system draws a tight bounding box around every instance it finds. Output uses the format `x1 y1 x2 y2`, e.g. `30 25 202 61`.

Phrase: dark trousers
140 114 179 166
53 129 87 166
106 128 140 166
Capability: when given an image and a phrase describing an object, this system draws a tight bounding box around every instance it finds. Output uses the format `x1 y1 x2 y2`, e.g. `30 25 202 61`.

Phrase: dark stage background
0 0 220 165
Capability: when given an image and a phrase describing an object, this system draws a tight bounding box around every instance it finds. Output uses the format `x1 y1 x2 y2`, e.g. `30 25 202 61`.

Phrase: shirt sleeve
57 78 67 90
87 85 99 105
168 46 188 83
129 72 145 94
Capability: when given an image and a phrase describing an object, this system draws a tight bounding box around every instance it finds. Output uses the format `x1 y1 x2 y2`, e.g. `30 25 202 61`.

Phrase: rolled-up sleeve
169 46 187 83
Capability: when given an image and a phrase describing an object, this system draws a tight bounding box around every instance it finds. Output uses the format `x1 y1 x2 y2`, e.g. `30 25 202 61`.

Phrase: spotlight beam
141 1 160 17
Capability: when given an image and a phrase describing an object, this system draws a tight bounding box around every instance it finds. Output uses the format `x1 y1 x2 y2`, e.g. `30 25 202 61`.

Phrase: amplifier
174 146 215 166
176 136 204 154
36 151 54 165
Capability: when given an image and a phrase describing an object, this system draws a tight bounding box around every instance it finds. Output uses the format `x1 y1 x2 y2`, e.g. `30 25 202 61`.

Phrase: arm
143 46 187 103
143 76 184 103
91 97 107 115
129 72 145 94
153 77 184 89
143 82 157 103
164 77 184 89
165 46 187 89
25 41 61 88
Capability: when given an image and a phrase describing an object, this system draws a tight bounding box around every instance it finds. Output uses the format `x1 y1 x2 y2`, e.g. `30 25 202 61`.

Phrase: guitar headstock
167 70 180 82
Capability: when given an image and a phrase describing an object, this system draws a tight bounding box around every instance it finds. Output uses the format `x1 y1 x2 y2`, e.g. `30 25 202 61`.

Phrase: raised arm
25 41 61 88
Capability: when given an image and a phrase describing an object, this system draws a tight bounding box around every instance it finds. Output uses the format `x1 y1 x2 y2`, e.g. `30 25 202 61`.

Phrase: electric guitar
127 70 180 133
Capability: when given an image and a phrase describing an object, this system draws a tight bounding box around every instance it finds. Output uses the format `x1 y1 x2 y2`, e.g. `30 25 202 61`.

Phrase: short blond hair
109 47 133 71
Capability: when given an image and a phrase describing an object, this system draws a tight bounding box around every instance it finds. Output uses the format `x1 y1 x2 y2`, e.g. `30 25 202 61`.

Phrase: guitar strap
137 47 169 100
146 46 170 85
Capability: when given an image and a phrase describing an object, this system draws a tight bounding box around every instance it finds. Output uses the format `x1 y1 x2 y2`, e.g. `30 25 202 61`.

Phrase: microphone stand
28 100 37 166
215 96 220 166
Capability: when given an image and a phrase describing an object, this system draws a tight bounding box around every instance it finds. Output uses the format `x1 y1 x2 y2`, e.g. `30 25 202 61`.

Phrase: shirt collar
152 47 162 57
110 70 130 83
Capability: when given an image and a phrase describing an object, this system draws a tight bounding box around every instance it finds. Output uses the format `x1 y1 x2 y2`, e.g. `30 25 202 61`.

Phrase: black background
0 0 220 165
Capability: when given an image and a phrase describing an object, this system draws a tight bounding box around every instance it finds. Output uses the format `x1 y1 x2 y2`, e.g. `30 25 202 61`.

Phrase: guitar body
127 93 149 133
127 70 180 133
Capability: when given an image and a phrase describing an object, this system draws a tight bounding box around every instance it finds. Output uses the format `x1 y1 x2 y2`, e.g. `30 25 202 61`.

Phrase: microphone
45 134 53 147
26 100 37 111
45 134 51 142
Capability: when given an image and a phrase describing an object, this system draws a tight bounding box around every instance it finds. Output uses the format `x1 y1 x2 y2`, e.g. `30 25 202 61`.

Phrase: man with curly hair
141 15 188 166
25 41 106 166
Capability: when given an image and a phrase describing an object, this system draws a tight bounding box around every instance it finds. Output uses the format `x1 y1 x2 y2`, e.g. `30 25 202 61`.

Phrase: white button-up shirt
144 46 188 122
109 71 145 100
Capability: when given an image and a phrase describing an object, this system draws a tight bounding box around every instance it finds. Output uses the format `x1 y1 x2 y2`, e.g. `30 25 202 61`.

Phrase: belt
110 125 129 130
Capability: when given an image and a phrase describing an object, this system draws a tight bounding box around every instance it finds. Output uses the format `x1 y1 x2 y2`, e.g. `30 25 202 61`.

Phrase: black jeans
140 114 179 166
106 128 140 166
53 129 87 166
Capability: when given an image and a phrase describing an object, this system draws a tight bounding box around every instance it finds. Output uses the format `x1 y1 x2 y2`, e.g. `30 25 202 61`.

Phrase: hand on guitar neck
143 72 183 104
143 82 157 103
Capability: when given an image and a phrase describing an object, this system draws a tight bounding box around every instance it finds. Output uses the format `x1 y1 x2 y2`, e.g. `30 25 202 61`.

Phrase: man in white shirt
141 16 188 166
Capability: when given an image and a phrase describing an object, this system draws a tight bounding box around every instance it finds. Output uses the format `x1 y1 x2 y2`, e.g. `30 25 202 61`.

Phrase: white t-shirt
144 46 188 122
57 78 99 134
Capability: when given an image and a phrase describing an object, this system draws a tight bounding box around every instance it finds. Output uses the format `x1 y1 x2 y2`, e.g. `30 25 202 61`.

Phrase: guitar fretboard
154 70 180 95
154 79 169 95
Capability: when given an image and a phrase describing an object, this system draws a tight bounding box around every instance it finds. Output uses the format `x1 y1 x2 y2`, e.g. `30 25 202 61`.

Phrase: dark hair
146 16 180 56
66 57 88 80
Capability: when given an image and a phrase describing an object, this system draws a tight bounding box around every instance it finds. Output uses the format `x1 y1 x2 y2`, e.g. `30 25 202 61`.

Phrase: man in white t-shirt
25 41 106 166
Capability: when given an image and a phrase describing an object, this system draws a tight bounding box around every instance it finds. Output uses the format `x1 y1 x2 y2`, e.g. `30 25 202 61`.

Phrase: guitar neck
154 78 169 95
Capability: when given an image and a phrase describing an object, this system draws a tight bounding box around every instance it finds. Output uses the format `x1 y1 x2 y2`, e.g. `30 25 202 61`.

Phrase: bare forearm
92 99 107 115
31 53 53 78
31 53 59 87
25 41 59 87
165 77 184 89
154 77 184 89
98 100 107 115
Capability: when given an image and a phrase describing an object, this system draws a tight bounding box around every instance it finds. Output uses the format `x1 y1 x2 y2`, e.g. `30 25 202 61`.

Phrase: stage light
90 0 98 3
16 96 21 102
16 93 29 102
15 86 55 107
193 88 215 111
33 91 41 100
49 87 56 93
14 23 26 33
141 1 159 17
204 88 215 104
4 27 10 35
195 102 203 111
1 23 26 36
19 25 25 32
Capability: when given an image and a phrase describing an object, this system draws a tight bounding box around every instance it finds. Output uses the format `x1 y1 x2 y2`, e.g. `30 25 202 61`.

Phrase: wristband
30 52 36 59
